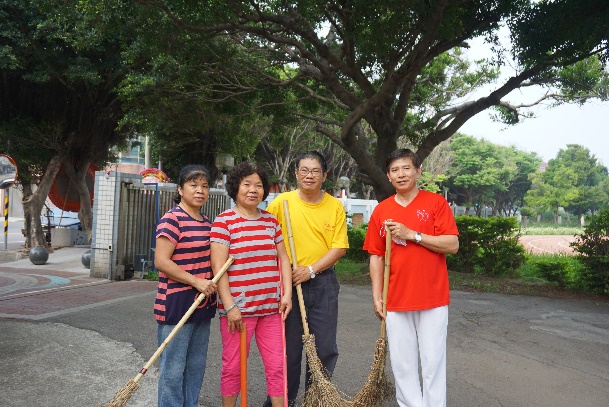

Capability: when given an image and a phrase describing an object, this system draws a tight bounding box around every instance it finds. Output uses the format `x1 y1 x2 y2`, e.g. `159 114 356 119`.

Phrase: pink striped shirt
154 206 216 324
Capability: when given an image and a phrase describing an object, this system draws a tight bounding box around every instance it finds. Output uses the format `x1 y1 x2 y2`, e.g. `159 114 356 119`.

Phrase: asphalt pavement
1 247 608 407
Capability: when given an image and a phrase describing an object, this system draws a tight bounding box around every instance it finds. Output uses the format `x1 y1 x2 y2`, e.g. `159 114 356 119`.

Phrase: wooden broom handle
132 256 234 383
380 225 391 338
282 200 310 336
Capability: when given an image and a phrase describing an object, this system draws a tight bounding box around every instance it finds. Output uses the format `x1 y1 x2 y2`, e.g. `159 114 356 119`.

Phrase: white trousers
386 306 448 407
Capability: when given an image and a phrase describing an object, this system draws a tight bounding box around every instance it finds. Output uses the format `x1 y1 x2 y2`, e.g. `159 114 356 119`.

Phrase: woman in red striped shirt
211 161 292 407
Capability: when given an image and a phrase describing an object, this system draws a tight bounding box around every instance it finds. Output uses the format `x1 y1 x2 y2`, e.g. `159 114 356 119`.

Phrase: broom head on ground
350 224 395 406
103 256 234 407
283 200 350 407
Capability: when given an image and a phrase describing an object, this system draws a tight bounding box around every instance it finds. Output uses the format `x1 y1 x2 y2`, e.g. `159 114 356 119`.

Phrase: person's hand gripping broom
104 256 234 407
282 200 349 407
350 223 395 406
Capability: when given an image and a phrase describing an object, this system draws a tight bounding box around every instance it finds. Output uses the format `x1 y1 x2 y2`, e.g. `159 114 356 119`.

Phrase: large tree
445 135 541 216
0 0 135 247
525 144 609 223
447 135 506 215
490 145 541 216
141 0 609 200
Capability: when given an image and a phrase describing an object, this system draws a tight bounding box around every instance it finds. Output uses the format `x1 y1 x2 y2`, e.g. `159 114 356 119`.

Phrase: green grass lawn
335 258 371 285
520 226 582 235
334 258 607 301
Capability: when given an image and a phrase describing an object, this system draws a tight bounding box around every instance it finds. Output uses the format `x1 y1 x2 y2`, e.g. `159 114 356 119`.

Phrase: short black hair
294 150 328 173
174 164 210 204
385 149 421 172
225 161 270 202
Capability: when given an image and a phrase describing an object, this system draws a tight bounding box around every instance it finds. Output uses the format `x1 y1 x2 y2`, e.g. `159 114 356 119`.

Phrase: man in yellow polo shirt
264 150 349 407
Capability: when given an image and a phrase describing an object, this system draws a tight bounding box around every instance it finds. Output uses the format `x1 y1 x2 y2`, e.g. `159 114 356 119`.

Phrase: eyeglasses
297 167 323 177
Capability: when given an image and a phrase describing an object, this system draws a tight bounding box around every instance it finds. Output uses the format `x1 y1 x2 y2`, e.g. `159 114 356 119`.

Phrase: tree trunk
22 155 63 249
62 159 93 243
22 184 47 249
362 184 373 200
371 116 401 200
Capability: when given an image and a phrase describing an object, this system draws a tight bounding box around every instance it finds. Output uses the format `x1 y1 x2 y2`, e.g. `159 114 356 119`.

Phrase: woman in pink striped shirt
154 164 218 407
211 161 292 407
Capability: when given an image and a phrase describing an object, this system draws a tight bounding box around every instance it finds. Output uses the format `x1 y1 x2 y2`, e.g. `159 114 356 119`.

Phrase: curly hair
225 161 270 203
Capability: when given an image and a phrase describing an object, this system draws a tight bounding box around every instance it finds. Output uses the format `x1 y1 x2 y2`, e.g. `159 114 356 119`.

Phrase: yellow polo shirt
266 190 349 266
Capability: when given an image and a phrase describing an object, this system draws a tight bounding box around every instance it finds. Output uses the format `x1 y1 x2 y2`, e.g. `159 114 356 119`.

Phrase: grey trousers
264 267 340 406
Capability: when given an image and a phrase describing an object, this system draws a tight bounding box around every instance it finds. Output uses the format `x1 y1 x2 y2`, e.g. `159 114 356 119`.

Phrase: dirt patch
519 235 576 255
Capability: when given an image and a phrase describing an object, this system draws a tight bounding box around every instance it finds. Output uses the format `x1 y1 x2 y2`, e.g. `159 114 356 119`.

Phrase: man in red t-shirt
363 148 459 407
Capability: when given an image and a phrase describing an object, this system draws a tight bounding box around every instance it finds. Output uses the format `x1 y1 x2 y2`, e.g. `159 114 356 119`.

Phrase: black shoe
262 396 296 407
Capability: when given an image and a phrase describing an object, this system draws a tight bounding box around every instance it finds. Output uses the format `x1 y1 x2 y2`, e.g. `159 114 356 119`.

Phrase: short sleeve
363 206 385 256
433 198 459 236
210 214 231 246
273 218 284 244
156 211 180 246
331 202 349 249
266 196 282 221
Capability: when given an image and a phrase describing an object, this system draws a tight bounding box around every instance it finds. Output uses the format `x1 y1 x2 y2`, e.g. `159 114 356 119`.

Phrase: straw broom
282 200 350 407
350 225 395 407
104 256 234 407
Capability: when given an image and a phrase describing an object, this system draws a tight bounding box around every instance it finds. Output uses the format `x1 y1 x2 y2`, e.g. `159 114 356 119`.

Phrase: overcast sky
460 99 609 166
457 31 608 167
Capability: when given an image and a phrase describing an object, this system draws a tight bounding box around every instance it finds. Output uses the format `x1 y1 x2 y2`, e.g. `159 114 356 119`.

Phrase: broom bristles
300 334 351 407
103 378 139 407
350 338 395 407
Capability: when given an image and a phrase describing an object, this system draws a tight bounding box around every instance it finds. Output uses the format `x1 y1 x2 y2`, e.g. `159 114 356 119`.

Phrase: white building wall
263 192 379 225
90 171 144 279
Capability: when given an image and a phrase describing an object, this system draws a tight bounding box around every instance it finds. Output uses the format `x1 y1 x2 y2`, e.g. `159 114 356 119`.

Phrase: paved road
1 248 608 406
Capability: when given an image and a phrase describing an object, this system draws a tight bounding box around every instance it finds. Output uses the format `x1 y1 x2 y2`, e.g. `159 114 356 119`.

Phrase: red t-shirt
363 190 459 311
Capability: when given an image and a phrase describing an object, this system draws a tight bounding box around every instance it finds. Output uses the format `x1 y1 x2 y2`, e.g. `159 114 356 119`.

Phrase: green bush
446 216 484 273
523 254 587 290
519 207 535 217
447 216 524 276
570 209 609 294
532 256 568 285
479 238 526 277
345 224 369 262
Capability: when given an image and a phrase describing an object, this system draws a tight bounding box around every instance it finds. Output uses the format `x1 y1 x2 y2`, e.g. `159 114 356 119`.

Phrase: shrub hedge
570 209 609 294
447 216 525 276
345 224 369 262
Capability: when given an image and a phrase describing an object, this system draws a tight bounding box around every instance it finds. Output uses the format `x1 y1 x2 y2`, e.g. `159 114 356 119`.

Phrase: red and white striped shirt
210 209 283 317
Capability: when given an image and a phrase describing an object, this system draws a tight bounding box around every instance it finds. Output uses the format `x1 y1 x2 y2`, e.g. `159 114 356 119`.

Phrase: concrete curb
0 251 27 262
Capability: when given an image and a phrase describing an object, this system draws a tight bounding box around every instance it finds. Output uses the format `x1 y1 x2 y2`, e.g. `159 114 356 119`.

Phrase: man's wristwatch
308 265 316 279
414 232 423 243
